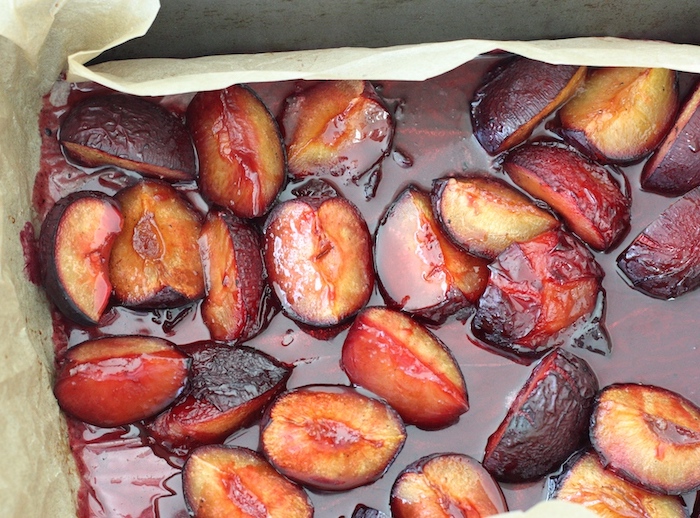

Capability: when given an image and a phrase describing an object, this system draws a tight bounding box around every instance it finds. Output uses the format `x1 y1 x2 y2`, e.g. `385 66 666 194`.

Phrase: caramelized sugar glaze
31 56 700 517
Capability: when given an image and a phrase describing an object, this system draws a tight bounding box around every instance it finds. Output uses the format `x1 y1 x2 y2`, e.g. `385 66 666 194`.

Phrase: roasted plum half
549 451 687 517
502 141 631 252
280 80 394 181
260 385 406 491
470 57 586 155
431 175 559 260
187 84 286 218
374 185 488 323
59 93 196 182
471 229 607 359
341 306 469 430
109 179 204 308
641 81 700 196
198 209 269 342
556 67 678 164
148 342 291 451
591 383 700 495
483 349 598 483
617 185 700 299
183 445 313 518
390 453 508 517
263 194 374 327
54 335 190 427
39 191 123 325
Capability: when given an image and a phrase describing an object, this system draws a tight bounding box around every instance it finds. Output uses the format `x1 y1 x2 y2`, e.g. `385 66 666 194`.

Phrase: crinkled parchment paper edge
3 0 699 517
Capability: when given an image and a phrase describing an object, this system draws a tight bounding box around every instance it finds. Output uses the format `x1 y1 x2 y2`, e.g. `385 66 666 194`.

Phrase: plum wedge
641 81 700 196
341 307 468 430
471 57 586 155
187 84 286 218
280 80 394 181
39 191 123 325
591 383 700 495
431 175 559 260
374 185 488 323
390 453 507 517
556 67 678 163
148 342 291 450
198 209 270 342
109 180 204 308
263 194 373 327
471 229 607 359
549 451 687 517
483 349 598 483
54 335 190 427
260 385 406 491
60 94 197 182
502 141 631 252
183 445 313 518
617 185 700 299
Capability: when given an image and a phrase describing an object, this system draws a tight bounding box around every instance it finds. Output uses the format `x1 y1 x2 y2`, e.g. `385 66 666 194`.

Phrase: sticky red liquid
33 58 700 517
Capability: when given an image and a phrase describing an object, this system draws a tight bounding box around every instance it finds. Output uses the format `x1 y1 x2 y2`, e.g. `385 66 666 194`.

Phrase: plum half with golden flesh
556 67 678 164
148 342 291 451
109 180 204 308
59 94 197 182
341 306 469 430
182 445 313 518
39 191 123 325
263 194 374 327
471 229 606 359
187 84 286 219
431 175 559 260
470 57 586 155
502 141 631 252
617 185 700 299
390 453 508 518
54 335 190 427
591 383 700 495
641 80 700 196
482 348 598 483
374 185 488 324
280 80 394 181
260 385 406 491
549 451 687 517
199 209 270 342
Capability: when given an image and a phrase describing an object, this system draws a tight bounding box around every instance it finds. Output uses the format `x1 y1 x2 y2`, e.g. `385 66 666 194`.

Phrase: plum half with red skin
280 80 394 181
431 175 559 260
591 383 700 495
470 57 586 155
39 191 123 325
148 342 291 451
183 445 313 518
617 185 700 300
263 194 374 327
482 348 598 483
390 453 508 518
59 93 197 182
341 306 469 430
502 140 631 252
54 335 190 427
471 229 606 359
260 385 406 491
556 67 678 164
641 80 700 196
549 451 687 517
109 179 205 308
374 185 489 324
187 84 286 219
199 209 270 342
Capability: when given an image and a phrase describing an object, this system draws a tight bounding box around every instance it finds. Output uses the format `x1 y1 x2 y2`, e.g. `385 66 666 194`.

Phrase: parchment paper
1 0 698 516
